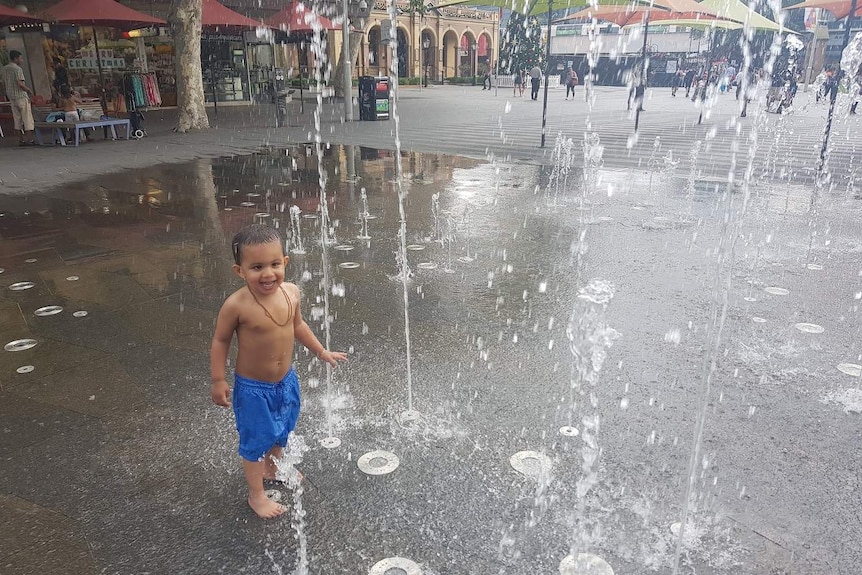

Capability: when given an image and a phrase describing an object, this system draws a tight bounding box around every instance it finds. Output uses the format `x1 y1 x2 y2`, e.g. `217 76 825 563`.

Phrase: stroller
122 75 147 139
126 92 146 139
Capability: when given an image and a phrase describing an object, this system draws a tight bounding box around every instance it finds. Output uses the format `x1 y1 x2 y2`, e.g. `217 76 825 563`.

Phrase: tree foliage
500 12 544 74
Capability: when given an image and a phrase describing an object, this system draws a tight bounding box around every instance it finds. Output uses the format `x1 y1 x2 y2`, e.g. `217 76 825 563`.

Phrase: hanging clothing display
122 72 162 109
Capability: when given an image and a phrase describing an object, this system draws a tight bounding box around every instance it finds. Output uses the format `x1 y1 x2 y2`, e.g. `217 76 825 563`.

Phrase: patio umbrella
786 0 859 176
265 1 336 32
202 0 263 29
0 4 42 26
557 1 727 130
41 0 166 111
265 2 338 114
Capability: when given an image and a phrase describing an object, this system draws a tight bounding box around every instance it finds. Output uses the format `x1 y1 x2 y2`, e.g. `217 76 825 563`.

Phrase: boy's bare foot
248 492 286 518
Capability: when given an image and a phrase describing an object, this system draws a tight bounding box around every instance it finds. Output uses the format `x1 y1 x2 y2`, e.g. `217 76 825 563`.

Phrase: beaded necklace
247 284 293 326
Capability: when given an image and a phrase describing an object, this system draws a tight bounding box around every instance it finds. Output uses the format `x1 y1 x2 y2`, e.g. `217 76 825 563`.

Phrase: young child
211 223 347 518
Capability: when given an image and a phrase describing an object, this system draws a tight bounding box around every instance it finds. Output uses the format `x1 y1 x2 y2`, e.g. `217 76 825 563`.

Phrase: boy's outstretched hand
211 380 231 407
319 350 348 368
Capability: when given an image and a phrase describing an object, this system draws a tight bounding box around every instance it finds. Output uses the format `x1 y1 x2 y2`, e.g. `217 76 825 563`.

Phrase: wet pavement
1 143 861 575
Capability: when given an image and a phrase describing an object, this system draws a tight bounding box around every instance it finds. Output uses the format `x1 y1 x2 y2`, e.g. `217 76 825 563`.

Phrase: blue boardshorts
232 368 301 462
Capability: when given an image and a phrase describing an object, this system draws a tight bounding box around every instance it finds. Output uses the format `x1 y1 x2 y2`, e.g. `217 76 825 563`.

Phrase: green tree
500 12 544 74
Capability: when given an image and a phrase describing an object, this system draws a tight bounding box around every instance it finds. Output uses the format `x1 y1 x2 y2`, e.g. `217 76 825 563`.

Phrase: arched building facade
359 1 499 81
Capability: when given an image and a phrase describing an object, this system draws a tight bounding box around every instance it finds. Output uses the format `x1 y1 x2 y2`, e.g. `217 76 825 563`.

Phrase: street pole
802 10 820 93
817 0 858 178
342 0 353 122
540 0 552 147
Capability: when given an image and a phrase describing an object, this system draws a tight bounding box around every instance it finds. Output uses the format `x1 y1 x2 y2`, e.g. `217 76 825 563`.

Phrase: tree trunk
332 30 364 98
170 0 209 132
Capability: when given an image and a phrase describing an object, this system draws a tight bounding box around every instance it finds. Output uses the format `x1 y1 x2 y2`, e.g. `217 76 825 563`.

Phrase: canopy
202 0 263 29
557 5 723 27
0 4 42 27
624 17 744 30
785 0 862 19
41 0 165 29
265 1 336 32
698 0 785 31
436 0 709 17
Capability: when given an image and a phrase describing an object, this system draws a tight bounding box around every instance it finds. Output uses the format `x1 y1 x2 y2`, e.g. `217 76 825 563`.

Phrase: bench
33 118 131 147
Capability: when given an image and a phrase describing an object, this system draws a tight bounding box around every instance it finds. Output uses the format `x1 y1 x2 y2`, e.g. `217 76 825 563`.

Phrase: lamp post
342 0 353 121
471 42 477 85
422 37 430 87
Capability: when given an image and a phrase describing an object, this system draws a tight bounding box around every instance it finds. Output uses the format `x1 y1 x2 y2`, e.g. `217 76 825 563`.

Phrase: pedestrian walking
850 69 861 114
529 65 542 100
482 69 491 90
2 50 36 146
683 68 696 98
564 66 579 100
671 70 683 97
513 70 524 97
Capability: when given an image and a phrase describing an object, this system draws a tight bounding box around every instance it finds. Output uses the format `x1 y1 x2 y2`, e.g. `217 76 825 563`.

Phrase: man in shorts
2 50 36 146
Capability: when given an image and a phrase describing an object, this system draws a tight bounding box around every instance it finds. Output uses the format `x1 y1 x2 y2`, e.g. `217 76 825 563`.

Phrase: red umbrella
42 0 165 29
202 0 264 29
0 5 42 27
265 1 337 32
787 0 861 18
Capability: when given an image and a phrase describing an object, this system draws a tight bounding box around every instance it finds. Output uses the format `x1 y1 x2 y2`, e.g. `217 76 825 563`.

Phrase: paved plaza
1 84 861 575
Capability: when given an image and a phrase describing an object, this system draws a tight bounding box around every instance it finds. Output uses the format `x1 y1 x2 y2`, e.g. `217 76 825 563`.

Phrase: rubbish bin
358 75 390 121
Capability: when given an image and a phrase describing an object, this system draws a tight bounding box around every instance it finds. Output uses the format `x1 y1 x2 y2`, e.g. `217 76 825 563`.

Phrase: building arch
367 25 383 75
396 26 410 77
459 30 477 77
420 27 438 81
477 31 493 73
442 29 459 79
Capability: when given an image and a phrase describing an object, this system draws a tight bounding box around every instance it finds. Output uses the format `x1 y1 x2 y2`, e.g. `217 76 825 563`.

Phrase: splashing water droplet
8 282 35 291
16 365 35 374
764 287 789 296
72 311 88 318
837 363 862 377
794 323 824 334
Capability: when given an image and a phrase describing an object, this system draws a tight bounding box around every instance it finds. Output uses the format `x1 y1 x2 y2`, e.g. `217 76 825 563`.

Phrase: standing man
3 50 36 146
529 64 542 101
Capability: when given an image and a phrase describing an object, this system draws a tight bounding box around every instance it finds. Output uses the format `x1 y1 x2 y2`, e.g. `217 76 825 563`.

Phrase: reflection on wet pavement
1 144 860 574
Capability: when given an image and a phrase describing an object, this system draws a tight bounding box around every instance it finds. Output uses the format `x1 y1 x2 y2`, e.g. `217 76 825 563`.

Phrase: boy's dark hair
9 50 22 61
231 224 284 265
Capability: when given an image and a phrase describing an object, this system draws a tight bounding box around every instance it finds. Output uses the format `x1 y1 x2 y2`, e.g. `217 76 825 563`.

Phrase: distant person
564 66 579 100
513 69 524 97
851 69 861 114
52 57 69 97
55 85 84 144
210 224 347 518
529 64 542 100
671 70 683 97
683 68 696 98
2 50 36 146
482 68 491 90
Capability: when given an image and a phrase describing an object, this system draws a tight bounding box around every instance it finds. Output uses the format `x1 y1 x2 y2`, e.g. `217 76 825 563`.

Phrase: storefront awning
41 0 166 30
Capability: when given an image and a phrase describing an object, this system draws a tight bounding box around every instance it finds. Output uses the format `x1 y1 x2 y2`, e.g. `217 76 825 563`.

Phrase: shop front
201 34 251 104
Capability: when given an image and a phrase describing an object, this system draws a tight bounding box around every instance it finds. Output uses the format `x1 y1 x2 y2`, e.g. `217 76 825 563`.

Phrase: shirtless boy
211 224 347 518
